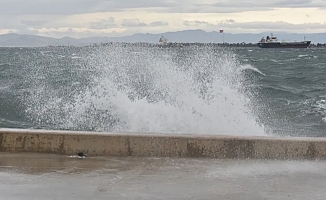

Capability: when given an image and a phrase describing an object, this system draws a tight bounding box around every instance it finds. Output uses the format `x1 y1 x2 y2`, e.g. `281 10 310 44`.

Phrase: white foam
238 64 265 76
25 46 267 136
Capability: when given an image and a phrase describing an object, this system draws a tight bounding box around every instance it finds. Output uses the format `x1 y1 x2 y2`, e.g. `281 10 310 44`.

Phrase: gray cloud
94 0 176 12
88 18 117 30
1 0 324 16
184 20 210 26
149 21 169 27
121 19 169 28
121 19 148 27
216 21 326 30
0 0 101 15
223 19 236 24
271 0 325 8
182 19 326 32
182 19 326 33
0 0 325 38
18 29 40 35
212 0 326 8
21 20 47 28
171 0 326 13
10 20 326 39
0 0 175 15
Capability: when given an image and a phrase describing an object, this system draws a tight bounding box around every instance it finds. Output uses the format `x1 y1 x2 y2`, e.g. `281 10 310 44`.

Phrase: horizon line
0 29 325 40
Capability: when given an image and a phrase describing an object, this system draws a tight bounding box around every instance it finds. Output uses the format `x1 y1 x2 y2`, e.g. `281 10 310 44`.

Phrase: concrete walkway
0 153 326 200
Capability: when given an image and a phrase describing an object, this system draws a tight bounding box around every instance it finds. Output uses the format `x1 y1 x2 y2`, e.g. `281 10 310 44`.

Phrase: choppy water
0 45 325 137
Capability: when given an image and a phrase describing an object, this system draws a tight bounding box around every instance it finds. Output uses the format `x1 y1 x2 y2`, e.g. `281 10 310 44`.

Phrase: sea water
0 45 325 137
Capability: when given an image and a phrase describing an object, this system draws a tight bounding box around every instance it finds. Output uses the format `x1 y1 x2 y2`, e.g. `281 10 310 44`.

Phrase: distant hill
0 30 325 47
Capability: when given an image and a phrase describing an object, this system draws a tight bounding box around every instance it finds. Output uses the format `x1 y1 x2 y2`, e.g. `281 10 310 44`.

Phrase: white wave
238 64 265 76
24 46 267 136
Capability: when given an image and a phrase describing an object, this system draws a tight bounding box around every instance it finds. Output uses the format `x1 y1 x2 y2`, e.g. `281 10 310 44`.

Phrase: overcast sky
0 0 325 38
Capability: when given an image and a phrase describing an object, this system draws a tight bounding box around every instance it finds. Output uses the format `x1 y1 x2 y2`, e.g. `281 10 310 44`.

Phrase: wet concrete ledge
1 128 326 160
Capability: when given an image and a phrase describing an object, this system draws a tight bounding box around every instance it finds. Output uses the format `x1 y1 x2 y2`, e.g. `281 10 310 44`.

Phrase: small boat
257 34 311 48
158 35 168 46
156 36 184 48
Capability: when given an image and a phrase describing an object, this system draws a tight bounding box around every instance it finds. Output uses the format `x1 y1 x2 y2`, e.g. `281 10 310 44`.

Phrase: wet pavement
1 153 326 200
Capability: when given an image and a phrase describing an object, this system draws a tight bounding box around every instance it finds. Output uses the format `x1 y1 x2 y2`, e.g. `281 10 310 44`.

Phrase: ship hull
257 41 311 48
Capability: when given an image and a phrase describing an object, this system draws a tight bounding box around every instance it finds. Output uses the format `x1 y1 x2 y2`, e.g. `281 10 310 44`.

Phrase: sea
0 45 325 137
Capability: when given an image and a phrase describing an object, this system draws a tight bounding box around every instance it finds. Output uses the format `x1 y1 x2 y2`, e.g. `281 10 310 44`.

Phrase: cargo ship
257 34 311 48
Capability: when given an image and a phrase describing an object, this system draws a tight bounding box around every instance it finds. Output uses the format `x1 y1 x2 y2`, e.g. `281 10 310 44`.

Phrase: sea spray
24 45 266 135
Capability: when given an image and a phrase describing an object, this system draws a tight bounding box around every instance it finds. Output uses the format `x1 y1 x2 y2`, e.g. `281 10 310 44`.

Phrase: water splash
301 98 326 123
24 45 266 136
237 64 265 76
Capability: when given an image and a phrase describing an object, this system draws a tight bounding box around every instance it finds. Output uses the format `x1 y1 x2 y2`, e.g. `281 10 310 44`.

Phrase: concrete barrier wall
1 128 326 159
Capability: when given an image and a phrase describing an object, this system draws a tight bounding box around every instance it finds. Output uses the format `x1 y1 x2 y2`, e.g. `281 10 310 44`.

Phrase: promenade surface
0 152 325 200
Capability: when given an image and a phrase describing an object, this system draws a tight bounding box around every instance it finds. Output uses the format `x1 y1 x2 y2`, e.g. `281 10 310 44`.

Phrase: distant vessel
158 35 168 46
257 34 311 48
156 36 184 48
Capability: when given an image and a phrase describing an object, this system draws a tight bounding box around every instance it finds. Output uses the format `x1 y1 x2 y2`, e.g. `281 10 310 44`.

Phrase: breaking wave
24 45 266 136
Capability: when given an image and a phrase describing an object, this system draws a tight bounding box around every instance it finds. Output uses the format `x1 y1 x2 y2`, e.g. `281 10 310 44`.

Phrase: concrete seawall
1 128 326 159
